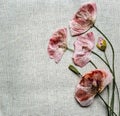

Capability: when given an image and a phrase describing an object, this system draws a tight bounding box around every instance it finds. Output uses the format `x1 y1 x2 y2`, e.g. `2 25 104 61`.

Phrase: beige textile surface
0 0 120 116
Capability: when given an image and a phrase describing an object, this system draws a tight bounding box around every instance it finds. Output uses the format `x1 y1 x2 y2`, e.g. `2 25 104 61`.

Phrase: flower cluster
47 2 119 116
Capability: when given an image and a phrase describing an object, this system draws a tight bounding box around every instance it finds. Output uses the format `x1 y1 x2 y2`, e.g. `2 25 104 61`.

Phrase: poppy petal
47 28 67 63
69 2 97 36
75 69 112 106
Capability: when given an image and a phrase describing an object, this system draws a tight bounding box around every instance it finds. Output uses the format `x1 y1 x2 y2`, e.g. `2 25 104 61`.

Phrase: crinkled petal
101 69 113 91
69 2 97 36
73 52 90 67
73 32 95 67
75 84 95 106
47 28 67 63
75 69 112 106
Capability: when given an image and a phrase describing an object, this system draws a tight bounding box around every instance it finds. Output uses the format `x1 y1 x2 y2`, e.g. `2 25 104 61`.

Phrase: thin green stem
104 52 109 65
104 51 120 116
104 52 120 116
93 25 115 113
107 86 110 116
92 50 118 115
93 25 115 75
91 51 113 73
115 83 120 116
66 47 74 52
107 85 110 104
90 60 110 116
111 79 115 116
90 60 97 69
103 52 110 106
97 94 117 116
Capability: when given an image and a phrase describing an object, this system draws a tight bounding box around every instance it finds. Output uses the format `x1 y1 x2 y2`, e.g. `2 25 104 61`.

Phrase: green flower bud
96 37 107 51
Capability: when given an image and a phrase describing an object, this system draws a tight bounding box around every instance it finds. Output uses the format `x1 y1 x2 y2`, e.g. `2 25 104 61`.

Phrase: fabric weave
0 0 119 116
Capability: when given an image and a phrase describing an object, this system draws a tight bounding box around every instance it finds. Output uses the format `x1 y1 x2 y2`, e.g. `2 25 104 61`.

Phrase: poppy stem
92 50 119 115
93 50 120 116
104 52 109 65
93 25 116 113
89 60 97 69
91 51 113 73
103 52 118 115
90 60 110 116
97 93 117 116
103 52 110 106
115 83 120 116
66 47 74 52
93 25 115 76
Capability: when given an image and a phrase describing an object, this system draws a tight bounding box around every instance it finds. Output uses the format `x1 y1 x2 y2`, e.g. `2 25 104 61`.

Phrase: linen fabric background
0 0 120 116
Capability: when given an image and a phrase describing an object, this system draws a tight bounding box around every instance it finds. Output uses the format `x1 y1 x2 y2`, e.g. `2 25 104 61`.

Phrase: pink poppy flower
75 69 112 106
73 32 95 67
69 2 97 36
47 28 67 63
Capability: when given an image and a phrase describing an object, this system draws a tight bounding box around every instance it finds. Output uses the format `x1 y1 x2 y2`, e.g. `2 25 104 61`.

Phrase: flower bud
96 37 107 51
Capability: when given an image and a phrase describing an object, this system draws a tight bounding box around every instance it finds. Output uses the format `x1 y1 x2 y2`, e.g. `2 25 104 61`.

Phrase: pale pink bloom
73 32 95 67
47 28 67 63
75 69 112 107
69 2 97 36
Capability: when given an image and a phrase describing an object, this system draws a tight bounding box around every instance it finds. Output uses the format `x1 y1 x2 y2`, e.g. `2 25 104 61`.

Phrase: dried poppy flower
73 32 95 67
69 2 97 36
75 69 112 106
47 28 67 63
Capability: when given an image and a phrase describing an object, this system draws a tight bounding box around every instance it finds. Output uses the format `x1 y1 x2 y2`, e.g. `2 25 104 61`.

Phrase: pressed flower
75 69 112 107
69 2 97 36
73 32 95 67
47 28 67 63
96 37 107 51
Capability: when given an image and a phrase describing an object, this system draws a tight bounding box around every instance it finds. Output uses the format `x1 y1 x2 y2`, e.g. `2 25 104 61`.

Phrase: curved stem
93 25 115 114
92 50 120 116
103 52 110 105
66 47 74 52
92 51 113 73
97 94 117 116
90 60 97 69
104 52 109 65
107 86 110 116
93 25 115 75
115 83 120 116
90 61 110 116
